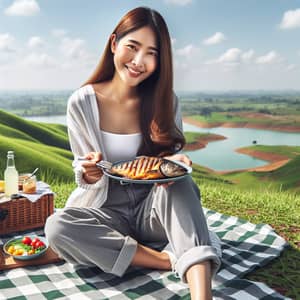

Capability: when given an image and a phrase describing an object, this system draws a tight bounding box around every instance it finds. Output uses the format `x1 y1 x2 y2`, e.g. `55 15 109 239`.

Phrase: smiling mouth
125 65 143 77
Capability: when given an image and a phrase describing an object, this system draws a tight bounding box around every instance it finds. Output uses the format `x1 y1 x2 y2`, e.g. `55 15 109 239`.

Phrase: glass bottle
4 151 19 196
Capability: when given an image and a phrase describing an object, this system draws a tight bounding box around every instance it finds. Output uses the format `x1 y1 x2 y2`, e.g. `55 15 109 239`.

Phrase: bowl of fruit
3 235 48 260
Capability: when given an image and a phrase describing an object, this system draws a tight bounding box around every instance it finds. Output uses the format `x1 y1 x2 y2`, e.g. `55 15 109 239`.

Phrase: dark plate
101 158 192 184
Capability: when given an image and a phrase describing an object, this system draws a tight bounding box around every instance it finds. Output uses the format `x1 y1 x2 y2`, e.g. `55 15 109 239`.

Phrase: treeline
179 94 300 117
1 91 300 117
0 91 71 116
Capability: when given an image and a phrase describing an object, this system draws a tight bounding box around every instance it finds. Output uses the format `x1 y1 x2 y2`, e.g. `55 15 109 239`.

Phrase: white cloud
217 48 242 63
279 8 300 29
27 36 44 48
4 0 40 16
23 53 56 68
203 32 226 45
60 37 89 60
59 37 95 69
286 64 297 71
241 49 255 62
175 44 199 57
205 48 255 67
164 0 192 6
171 37 177 46
0 33 15 52
51 29 68 38
204 48 289 75
255 51 282 64
174 60 188 70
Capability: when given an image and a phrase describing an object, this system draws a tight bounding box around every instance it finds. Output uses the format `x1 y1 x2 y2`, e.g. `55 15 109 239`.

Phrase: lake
24 115 300 171
25 115 67 125
183 123 300 171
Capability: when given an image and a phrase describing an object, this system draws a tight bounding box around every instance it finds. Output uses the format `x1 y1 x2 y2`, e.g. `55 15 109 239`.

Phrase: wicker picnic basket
0 194 54 235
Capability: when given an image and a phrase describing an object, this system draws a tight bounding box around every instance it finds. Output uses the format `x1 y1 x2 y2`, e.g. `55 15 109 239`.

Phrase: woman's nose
132 52 144 68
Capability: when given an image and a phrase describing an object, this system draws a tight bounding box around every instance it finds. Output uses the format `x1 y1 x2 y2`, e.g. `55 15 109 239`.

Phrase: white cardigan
65 84 183 208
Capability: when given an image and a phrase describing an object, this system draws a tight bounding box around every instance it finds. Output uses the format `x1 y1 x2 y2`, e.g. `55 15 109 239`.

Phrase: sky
0 0 300 91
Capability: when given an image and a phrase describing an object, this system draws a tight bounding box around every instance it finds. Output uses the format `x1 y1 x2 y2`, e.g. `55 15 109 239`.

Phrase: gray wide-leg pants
45 176 221 283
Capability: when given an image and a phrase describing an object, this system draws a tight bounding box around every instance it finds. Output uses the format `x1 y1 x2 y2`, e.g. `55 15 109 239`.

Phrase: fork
77 157 112 170
96 160 113 170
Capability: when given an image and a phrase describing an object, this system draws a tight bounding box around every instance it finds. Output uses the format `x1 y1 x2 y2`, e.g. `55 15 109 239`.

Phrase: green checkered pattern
0 208 290 299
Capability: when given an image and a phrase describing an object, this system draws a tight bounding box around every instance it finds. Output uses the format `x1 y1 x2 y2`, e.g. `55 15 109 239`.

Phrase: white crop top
100 130 142 163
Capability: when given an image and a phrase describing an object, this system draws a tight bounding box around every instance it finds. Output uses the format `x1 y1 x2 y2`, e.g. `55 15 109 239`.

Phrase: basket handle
0 209 8 221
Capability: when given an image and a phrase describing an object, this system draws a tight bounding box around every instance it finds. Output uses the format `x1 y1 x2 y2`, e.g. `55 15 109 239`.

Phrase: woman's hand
81 152 103 184
163 153 192 167
156 153 192 189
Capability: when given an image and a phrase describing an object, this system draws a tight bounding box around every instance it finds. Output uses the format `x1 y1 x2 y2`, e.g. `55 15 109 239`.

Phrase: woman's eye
149 51 158 57
127 44 136 51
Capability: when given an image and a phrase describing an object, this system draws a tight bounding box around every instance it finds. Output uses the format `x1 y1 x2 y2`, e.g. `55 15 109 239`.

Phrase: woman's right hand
81 152 103 184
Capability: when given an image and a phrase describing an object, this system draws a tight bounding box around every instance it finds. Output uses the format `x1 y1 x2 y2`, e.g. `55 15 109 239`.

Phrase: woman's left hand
155 153 192 189
163 153 192 167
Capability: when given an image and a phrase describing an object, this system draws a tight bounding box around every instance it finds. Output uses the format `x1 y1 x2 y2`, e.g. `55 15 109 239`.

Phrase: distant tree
258 108 272 114
201 107 212 117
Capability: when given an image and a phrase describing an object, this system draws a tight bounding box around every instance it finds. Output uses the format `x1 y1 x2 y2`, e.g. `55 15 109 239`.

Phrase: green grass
0 137 74 182
190 112 245 124
189 112 300 127
0 109 73 183
223 145 300 192
0 109 299 298
184 131 212 143
0 109 70 149
196 181 300 299
241 145 300 159
263 155 300 191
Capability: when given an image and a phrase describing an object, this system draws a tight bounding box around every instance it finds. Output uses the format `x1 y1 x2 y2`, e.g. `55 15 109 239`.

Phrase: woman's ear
110 34 117 53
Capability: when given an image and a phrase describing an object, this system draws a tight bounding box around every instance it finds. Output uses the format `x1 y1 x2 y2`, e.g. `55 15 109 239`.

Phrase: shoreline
183 116 300 133
183 117 292 173
215 157 290 175
184 134 226 151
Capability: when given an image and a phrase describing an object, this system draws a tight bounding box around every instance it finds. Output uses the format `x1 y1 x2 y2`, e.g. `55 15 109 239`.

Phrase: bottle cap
7 151 14 158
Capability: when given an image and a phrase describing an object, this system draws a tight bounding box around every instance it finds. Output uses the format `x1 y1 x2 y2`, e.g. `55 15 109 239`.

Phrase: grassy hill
223 145 300 192
257 155 300 191
0 109 73 182
1 110 299 192
0 110 69 149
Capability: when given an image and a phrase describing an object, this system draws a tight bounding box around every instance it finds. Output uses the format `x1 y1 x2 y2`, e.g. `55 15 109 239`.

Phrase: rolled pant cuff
111 236 138 277
175 246 221 283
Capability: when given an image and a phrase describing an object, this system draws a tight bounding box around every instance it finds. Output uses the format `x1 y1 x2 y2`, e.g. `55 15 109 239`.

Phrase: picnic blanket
0 208 290 300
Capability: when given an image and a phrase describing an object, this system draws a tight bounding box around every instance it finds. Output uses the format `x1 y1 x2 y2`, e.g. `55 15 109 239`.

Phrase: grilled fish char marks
109 156 187 180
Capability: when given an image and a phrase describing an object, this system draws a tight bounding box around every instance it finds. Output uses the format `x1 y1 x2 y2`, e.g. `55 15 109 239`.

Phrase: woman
45 7 221 300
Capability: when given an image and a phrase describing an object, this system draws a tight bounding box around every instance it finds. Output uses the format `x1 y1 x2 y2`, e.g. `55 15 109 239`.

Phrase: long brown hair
83 7 185 156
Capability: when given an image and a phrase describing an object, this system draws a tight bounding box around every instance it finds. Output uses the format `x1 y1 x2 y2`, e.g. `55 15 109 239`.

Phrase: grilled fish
108 156 187 180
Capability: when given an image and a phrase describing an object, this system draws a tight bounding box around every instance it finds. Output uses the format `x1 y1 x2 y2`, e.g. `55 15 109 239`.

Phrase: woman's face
111 26 158 87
